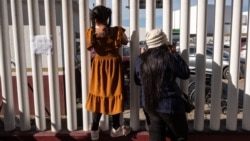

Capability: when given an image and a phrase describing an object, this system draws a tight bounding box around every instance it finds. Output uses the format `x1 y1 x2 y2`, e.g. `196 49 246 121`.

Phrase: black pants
145 110 188 141
91 112 121 131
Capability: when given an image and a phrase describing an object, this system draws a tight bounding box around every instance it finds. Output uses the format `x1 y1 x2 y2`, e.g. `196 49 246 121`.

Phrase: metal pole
112 0 124 128
96 0 106 6
44 0 62 131
210 0 225 131
163 0 172 43
194 0 207 131
242 0 250 131
129 0 140 131
112 0 122 26
226 0 242 131
79 0 90 131
62 0 77 131
0 0 15 131
92 0 107 131
146 0 155 32
179 0 190 93
27 0 46 131
10 0 31 131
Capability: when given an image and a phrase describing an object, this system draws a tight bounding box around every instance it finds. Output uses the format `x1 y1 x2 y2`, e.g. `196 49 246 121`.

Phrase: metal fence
0 0 250 133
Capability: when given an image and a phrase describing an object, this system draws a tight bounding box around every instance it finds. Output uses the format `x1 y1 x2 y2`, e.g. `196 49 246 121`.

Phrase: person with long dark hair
134 29 190 141
85 5 131 140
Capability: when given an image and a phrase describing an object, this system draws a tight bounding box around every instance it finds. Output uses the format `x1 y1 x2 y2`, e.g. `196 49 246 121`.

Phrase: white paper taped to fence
31 35 52 54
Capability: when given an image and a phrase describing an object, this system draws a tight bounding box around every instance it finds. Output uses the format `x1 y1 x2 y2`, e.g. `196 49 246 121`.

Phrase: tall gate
0 0 250 134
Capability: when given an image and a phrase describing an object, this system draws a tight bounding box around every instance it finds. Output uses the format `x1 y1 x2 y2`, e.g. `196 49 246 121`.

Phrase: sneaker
110 125 131 137
91 130 99 140
122 125 131 136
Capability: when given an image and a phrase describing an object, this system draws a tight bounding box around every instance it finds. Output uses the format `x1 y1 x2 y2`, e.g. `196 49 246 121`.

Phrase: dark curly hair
90 5 112 44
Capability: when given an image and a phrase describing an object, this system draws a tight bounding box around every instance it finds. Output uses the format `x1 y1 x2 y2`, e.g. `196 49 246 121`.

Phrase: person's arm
172 52 190 80
85 28 94 50
116 26 128 45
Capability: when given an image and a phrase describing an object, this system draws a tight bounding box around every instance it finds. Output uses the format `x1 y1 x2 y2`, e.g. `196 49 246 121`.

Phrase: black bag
173 82 195 113
180 91 195 113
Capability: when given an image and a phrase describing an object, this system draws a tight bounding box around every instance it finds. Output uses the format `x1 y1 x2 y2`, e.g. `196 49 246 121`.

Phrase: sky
88 0 249 28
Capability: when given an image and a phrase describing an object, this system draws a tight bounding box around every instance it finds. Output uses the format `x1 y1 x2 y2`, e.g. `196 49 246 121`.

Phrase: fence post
226 0 242 131
10 0 31 131
0 0 15 131
44 0 62 131
62 0 77 131
163 0 173 43
210 0 225 131
129 0 140 131
242 0 250 131
179 0 190 93
27 0 46 131
79 0 91 131
194 0 207 131
146 0 155 31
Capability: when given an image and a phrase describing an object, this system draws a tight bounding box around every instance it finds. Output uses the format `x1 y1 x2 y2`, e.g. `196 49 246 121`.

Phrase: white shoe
91 130 99 140
122 125 131 136
110 125 131 137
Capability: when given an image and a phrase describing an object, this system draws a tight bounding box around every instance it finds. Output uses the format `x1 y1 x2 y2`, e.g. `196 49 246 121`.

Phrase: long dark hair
90 5 112 44
141 44 175 112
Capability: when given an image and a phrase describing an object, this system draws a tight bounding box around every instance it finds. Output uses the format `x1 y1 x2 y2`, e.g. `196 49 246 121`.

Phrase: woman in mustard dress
85 5 131 140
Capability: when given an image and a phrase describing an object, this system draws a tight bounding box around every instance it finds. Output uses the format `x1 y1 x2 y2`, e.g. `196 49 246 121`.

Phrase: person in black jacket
134 29 190 141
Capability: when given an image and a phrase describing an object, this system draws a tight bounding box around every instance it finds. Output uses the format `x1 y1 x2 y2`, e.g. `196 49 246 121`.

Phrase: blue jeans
145 110 188 141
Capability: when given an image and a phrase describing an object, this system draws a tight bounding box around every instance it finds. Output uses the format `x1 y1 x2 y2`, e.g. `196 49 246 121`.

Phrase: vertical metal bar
112 0 124 129
62 0 77 131
242 0 250 131
10 0 31 131
210 0 225 131
106 0 122 130
0 0 15 131
44 0 62 131
163 0 172 43
90 0 107 131
27 0 46 131
92 0 108 131
179 0 190 93
129 0 140 131
112 0 122 26
146 0 155 32
194 0 207 131
226 0 242 131
79 0 90 131
96 0 106 6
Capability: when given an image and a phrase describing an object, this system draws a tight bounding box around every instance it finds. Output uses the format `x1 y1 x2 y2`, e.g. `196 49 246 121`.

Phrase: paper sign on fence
31 35 52 54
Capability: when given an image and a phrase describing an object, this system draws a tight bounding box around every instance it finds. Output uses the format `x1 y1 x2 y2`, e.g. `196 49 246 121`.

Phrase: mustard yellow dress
85 26 126 115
